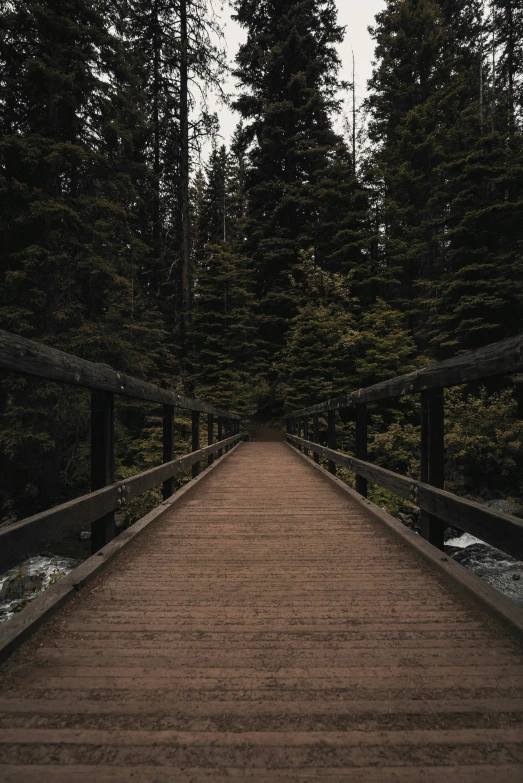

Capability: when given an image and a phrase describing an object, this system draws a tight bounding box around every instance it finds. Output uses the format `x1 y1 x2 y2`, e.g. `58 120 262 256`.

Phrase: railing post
162 404 175 500
192 410 200 478
420 388 445 549
303 416 309 457
327 409 336 475
356 403 368 498
297 417 302 452
207 413 214 467
312 413 319 463
218 417 223 457
91 390 116 552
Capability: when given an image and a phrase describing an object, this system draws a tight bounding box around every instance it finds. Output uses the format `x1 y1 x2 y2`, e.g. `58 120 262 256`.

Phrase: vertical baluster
303 416 309 457
218 417 223 457
207 413 214 467
162 404 175 500
312 413 320 463
327 409 336 475
91 390 116 552
192 410 200 478
420 389 445 549
356 403 368 498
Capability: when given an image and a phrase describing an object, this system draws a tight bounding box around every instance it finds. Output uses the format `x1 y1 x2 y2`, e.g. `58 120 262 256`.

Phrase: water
0 555 79 623
444 533 523 607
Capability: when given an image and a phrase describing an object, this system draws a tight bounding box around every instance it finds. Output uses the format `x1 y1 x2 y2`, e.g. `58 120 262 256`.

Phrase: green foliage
445 384 523 495
190 243 260 416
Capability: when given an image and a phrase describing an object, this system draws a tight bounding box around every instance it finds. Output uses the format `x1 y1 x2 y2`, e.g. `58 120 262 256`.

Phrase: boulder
0 570 44 601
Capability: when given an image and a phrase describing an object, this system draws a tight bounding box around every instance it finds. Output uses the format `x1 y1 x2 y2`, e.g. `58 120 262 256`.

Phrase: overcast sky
211 0 387 144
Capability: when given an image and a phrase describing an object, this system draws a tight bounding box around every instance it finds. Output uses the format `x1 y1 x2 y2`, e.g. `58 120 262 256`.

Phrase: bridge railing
286 334 523 562
0 330 241 571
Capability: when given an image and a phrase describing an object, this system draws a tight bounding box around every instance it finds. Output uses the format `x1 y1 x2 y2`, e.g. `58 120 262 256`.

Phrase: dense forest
1 0 523 523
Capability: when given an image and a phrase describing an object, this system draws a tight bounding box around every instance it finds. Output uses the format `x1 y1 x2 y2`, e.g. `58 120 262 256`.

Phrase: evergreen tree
232 0 365 357
0 0 169 511
190 243 260 416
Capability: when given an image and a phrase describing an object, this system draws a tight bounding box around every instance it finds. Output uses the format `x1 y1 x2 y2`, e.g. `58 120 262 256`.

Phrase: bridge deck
0 442 522 781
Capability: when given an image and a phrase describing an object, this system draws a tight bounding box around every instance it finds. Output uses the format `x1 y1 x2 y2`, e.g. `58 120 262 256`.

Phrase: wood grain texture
0 434 242 572
0 329 239 419
287 434 523 561
291 332 523 416
0 442 522 781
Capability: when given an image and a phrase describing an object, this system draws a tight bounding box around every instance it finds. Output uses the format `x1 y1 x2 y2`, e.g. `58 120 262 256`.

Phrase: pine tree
189 243 260 416
0 0 169 511
232 0 364 357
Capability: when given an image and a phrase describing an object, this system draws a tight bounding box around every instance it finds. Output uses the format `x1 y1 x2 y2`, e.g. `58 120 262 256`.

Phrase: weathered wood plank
420 389 445 549
287 434 523 561
0 329 239 419
355 404 368 498
0 434 242 572
162 405 175 500
90 390 116 552
0 443 242 665
291 332 523 416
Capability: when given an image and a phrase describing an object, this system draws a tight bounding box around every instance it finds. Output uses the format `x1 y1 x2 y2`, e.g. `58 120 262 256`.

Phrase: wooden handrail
290 332 523 417
287 434 523 562
0 329 239 420
0 329 241 558
0 433 242 572
287 333 523 555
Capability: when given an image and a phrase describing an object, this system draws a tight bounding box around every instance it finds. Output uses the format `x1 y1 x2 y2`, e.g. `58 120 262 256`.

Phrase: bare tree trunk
180 0 191 355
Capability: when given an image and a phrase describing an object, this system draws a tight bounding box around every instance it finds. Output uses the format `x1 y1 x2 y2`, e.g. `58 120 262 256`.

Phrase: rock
80 531 91 541
0 569 44 601
444 526 463 543
484 499 523 518
451 543 516 571
514 574 521 581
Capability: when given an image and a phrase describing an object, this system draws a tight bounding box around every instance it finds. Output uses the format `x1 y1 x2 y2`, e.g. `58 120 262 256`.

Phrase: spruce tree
189 243 260 416
232 0 365 357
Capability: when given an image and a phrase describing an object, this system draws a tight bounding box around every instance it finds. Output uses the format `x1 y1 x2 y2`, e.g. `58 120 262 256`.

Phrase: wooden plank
162 405 175 500
288 444 523 637
355 404 367 498
303 418 309 457
218 418 223 458
0 434 242 572
0 329 239 419
287 434 523 561
90 390 116 552
312 414 319 464
420 389 445 549
327 411 336 475
0 444 243 664
192 411 200 478
207 414 214 467
291 332 523 417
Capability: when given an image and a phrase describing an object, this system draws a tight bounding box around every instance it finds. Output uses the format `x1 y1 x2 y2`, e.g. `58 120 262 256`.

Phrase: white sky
211 0 387 145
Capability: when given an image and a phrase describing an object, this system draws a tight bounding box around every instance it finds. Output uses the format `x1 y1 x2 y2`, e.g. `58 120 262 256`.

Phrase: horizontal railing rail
288 434 523 562
0 434 241 573
0 329 238 419
291 333 523 417
286 332 523 558
0 329 241 563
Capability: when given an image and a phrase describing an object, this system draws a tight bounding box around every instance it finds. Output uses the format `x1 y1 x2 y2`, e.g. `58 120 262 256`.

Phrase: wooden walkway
0 442 523 781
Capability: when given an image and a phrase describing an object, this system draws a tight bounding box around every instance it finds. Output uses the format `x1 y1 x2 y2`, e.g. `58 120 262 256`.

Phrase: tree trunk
180 0 191 354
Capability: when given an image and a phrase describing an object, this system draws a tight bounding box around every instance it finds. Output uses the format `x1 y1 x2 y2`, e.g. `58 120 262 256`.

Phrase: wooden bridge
1 330 523 781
